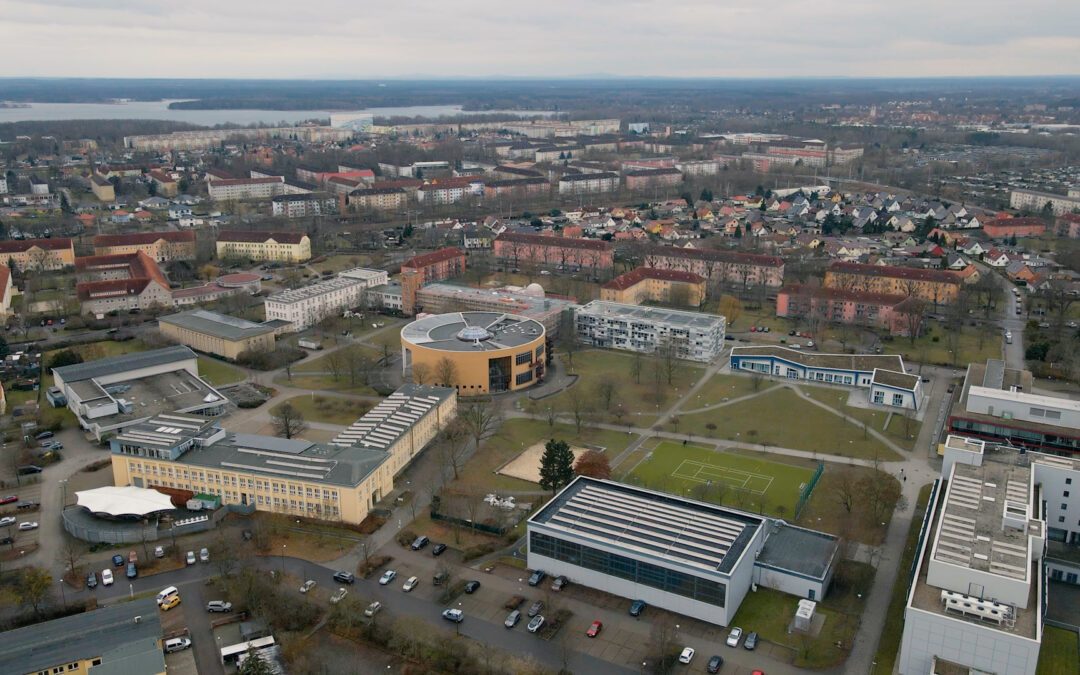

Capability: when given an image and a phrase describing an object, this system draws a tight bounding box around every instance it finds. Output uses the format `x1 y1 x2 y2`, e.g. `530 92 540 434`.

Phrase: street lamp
281 544 286 572
58 579 67 610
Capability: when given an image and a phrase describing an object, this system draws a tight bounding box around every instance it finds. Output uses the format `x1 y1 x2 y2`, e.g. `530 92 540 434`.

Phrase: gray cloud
0 0 1076 77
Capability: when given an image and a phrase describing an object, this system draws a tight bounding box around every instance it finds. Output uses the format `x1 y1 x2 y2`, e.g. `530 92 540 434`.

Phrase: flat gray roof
531 476 762 576
0 597 163 675
332 384 455 451
756 521 839 581
731 345 904 373
53 345 196 383
401 312 544 352
265 276 364 306
158 309 276 341
576 300 725 331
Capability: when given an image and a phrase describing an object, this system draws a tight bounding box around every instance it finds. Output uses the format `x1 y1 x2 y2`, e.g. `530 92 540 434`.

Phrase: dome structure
523 283 545 297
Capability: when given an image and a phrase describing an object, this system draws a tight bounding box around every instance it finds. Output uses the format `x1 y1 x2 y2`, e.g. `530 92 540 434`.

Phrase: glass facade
530 531 726 607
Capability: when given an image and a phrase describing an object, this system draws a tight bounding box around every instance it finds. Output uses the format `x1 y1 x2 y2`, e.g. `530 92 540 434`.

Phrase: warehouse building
527 477 838 626
158 309 277 360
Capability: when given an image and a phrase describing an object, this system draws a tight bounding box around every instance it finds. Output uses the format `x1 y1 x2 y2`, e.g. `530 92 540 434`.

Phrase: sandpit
495 442 592 483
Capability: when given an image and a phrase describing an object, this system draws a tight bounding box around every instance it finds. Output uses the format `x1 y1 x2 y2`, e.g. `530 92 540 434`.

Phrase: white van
156 586 179 606
163 637 191 653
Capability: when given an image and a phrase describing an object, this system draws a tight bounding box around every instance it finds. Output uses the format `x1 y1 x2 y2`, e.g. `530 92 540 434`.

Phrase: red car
0 496 17 506
586 621 603 638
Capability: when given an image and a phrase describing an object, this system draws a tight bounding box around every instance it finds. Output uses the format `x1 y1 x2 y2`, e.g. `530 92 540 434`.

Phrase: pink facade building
494 232 613 272
777 285 923 336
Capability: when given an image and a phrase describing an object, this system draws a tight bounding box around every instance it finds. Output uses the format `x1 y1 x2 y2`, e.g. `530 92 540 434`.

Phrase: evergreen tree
539 439 575 495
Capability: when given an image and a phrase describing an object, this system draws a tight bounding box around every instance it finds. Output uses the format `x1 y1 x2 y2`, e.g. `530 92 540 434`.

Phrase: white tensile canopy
75 486 175 516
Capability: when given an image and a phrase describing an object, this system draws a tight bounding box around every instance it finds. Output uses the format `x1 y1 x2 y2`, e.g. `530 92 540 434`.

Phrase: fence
793 460 825 519
906 479 942 598
430 511 510 536
62 508 159 544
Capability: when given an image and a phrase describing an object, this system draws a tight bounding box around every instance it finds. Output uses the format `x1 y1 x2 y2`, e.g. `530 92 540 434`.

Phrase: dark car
410 535 429 551
527 600 544 618
0 536 12 546
333 571 355 585
706 655 724 673
16 466 42 475
433 572 449 586
744 631 758 650
464 580 481 594
432 543 448 556
34 431 54 440
125 562 137 579
86 572 97 589
551 575 568 592
630 599 646 616
112 554 124 567
527 569 546 586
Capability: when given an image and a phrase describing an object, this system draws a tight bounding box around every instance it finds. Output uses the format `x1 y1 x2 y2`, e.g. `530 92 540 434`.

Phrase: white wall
967 386 1080 428
926 558 1031 609
870 384 918 410
899 606 1040 675
753 564 829 600
1033 460 1080 542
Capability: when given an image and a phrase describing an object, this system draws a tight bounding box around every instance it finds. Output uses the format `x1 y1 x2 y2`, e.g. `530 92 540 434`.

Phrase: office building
528 477 838 626
414 282 574 337
263 275 369 331
574 300 725 362
216 230 311 263
401 311 546 393
93 230 196 262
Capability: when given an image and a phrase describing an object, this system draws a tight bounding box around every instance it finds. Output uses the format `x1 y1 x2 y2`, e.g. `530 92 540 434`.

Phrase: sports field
628 441 815 515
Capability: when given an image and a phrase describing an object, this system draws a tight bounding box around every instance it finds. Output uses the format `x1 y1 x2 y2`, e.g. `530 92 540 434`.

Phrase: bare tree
833 467 858 513
459 399 501 451
412 362 432 385
435 357 459 388
567 386 590 433
559 328 580 371
56 537 86 580
271 402 308 440
325 349 345 381
594 374 617 411
437 417 470 481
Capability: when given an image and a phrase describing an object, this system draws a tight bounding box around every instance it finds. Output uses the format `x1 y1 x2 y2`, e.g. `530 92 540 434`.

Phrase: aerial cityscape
0 3 1078 675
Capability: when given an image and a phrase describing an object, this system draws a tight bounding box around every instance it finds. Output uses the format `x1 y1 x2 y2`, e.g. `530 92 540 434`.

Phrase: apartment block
90 173 115 201
1009 188 1080 217
270 193 338 218
825 261 961 305
624 167 683 191
777 284 924 336
601 267 706 307
93 230 196 262
207 176 285 201
216 230 311 263
0 238 75 271
574 300 725 362
640 244 785 288
348 186 408 211
264 274 371 331
558 172 619 194
401 247 466 315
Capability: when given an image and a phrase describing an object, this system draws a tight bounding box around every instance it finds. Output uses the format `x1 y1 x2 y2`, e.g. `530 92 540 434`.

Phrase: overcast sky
1 0 1078 79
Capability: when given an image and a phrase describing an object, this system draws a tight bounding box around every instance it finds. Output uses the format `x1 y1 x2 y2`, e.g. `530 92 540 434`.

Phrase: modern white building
527 477 838 626
208 177 285 201
900 435 1052 675
1009 188 1080 217
574 300 725 362
338 266 390 288
263 275 371 331
270 193 338 218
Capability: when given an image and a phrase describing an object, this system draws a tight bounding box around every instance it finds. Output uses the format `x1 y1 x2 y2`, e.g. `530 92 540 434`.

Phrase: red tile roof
403 247 465 269
0 238 73 254
218 230 307 244
828 261 961 284
76 278 158 301
984 216 1044 230
1061 213 1080 224
603 267 704 291
496 231 613 252
94 231 194 248
75 251 170 301
780 284 910 306
641 244 783 268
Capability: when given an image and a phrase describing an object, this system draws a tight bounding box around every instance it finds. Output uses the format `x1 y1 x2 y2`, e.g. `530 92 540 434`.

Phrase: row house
640 244 785 288
494 232 614 272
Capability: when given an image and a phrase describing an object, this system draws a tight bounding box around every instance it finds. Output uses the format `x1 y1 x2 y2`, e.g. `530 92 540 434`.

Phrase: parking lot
0 481 43 561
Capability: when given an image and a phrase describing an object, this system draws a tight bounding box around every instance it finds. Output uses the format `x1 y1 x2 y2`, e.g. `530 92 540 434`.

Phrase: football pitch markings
671 459 774 495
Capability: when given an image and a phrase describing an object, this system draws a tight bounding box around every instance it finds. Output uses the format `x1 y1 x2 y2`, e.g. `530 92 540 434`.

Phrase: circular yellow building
401 311 546 394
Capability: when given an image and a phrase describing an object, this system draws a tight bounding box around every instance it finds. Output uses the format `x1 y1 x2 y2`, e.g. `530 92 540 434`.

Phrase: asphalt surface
71 555 637 675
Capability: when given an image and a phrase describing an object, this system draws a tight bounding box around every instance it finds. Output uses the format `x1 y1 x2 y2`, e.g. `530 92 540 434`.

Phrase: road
76 555 638 675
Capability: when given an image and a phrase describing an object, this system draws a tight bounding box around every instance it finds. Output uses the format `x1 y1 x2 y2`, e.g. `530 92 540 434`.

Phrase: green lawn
309 254 373 273
627 441 814 517
881 323 1000 367
873 483 934 674
197 357 244 386
728 586 858 669
271 395 374 426
45 339 150 365
675 387 902 461
273 374 378 397
293 345 382 373
1037 627 1080 675
799 384 920 451
678 373 762 411
449 418 638 494
529 350 704 421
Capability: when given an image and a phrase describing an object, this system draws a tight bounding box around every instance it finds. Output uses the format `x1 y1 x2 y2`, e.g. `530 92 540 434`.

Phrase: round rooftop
523 283 545 297
217 272 260 286
401 311 545 352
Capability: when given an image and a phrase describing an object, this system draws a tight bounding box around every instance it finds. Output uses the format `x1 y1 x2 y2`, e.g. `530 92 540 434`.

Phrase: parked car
86 572 97 589
16 501 39 511
0 495 17 506
744 631 758 650
101 569 113 586
154 546 164 558
207 600 233 613
630 599 646 616
163 637 191 653
551 575 568 592
128 551 138 563
431 542 447 556
402 576 419 592
410 535 429 550
364 601 382 617
199 547 210 563
706 654 724 673
586 621 603 637
17 466 42 475
527 600 544 617
160 595 181 611
126 562 137 579
333 571 355 584
299 580 316 594
464 580 480 594
0 536 11 545
18 521 38 531
527 615 545 633
433 571 449 585
726 627 743 647
679 647 695 664
185 551 196 565
379 569 397 585
504 609 521 628
35 431 53 440
330 587 348 604
527 569 546 586
0 517 16 528
112 554 125 567
442 608 464 623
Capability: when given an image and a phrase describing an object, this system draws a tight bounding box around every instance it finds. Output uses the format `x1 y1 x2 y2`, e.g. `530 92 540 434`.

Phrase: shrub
395 529 417 548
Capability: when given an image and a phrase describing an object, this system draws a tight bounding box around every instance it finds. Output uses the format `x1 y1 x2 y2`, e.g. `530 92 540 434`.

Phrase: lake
0 101 553 126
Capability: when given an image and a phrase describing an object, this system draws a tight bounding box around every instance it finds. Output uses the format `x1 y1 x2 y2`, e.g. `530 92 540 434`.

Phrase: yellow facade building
90 174 116 201
600 266 706 307
0 238 75 271
110 386 456 525
216 230 311 263
402 311 547 394
93 230 196 262
158 309 276 361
